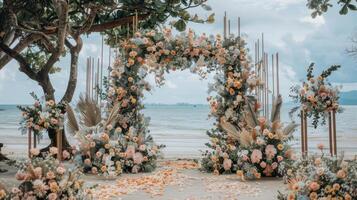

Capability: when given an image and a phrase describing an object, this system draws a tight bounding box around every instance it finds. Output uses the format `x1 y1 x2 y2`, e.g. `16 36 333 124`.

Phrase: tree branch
0 41 38 81
0 34 42 70
61 36 83 103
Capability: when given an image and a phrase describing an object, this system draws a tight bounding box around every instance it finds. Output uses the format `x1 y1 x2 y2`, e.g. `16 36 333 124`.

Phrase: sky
0 0 356 105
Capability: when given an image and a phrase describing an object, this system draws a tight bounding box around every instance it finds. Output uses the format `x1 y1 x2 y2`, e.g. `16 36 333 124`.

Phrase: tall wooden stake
56 129 62 161
238 17 241 38
223 12 227 39
28 129 32 158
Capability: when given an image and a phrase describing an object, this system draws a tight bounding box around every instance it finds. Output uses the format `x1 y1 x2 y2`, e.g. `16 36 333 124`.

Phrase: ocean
1 104 357 158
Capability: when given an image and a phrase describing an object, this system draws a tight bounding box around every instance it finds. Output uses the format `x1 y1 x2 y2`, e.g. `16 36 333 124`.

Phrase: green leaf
201 4 212 11
339 5 349 15
174 19 186 31
347 4 357 10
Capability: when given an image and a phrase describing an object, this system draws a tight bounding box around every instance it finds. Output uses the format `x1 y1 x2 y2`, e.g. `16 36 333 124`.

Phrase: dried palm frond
244 98 258 128
282 123 298 136
104 102 120 128
77 95 101 128
65 104 79 136
270 95 282 123
220 117 240 141
238 128 254 148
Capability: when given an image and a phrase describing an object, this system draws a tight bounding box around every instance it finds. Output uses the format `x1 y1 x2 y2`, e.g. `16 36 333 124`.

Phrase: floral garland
202 96 297 179
290 63 342 128
278 145 357 200
0 148 87 200
18 93 64 139
105 28 260 174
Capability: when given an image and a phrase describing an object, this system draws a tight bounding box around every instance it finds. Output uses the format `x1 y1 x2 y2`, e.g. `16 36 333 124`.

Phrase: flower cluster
1 149 87 200
278 147 357 200
18 93 64 138
290 63 342 128
202 97 296 179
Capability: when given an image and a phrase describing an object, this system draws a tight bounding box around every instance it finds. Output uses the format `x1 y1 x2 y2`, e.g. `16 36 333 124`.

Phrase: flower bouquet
278 146 357 200
66 96 162 176
202 96 297 179
18 93 64 139
290 63 342 128
0 149 87 200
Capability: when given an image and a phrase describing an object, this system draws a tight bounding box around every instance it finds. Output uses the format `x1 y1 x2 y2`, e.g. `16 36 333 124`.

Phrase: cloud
300 15 326 27
165 80 178 89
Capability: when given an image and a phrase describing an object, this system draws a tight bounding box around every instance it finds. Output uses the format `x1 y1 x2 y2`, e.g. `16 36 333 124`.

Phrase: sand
0 159 285 200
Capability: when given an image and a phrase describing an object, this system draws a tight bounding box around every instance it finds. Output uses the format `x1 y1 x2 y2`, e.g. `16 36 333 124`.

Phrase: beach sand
0 159 284 200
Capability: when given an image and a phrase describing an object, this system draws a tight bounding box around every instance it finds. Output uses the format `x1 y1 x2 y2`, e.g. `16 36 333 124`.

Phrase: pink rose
223 159 232 171
309 182 320 191
251 149 262 164
133 152 144 164
125 146 135 159
260 161 267 168
30 148 40 156
48 193 57 200
265 145 277 160
15 172 26 180
132 165 140 174
242 155 249 161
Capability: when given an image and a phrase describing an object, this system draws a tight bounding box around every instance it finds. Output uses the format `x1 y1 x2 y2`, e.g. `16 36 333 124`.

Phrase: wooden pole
265 53 269 118
28 129 32 158
228 19 231 36
300 110 305 155
238 17 241 38
328 112 333 155
33 132 37 148
304 112 308 155
91 58 95 99
223 12 227 39
56 129 62 161
100 36 104 98
332 109 337 155
276 53 280 96
272 54 275 99
96 58 100 102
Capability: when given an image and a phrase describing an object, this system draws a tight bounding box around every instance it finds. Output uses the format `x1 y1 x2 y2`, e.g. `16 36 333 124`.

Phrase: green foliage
307 0 357 17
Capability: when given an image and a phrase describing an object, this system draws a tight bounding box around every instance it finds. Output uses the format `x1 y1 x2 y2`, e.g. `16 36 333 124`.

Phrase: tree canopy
307 0 357 18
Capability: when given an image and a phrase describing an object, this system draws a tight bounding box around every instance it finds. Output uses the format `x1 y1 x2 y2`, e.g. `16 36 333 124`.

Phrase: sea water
1 104 357 158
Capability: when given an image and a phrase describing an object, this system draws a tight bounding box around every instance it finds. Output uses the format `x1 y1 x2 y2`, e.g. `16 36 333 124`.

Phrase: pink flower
125 146 135 159
263 164 273 176
48 193 57 200
133 152 144 164
56 166 66 175
62 150 70 159
260 161 267 168
50 118 58 125
49 147 58 155
91 167 98 174
15 172 26 180
309 182 320 191
33 167 42 178
242 154 249 161
277 156 284 162
30 148 40 156
317 143 324 150
250 149 262 163
34 101 40 107
139 144 146 151
96 151 102 158
265 145 277 160
223 159 232 171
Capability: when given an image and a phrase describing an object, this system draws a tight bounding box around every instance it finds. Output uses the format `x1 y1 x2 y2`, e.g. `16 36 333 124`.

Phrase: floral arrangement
65 96 162 176
103 28 260 174
290 63 342 128
278 145 357 200
202 96 297 179
0 148 87 200
18 93 64 139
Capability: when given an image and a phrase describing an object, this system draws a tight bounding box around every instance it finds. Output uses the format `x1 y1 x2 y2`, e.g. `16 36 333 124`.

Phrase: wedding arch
99 28 260 174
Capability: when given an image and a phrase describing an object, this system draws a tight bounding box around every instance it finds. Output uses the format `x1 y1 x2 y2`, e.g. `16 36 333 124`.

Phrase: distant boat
193 105 197 107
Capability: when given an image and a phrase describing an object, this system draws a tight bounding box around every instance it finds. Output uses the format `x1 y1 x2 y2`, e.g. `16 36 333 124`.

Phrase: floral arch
100 28 260 174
